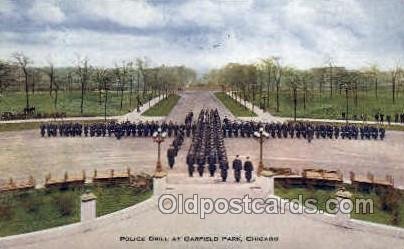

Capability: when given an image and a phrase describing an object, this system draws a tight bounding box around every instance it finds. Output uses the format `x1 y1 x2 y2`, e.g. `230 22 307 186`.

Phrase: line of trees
203 57 403 119
0 52 197 115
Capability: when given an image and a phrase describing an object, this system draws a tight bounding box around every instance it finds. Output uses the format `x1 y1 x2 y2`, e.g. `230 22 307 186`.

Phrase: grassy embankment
214 92 256 117
275 183 404 228
0 184 152 237
0 91 155 117
142 94 181 116
237 89 404 120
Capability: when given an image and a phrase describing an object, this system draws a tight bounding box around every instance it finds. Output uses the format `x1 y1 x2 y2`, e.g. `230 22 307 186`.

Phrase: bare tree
66 72 73 92
136 58 144 106
328 61 333 97
45 61 55 96
391 63 402 104
43 61 59 108
114 61 128 111
367 65 380 99
13 52 31 112
301 71 312 111
76 56 90 115
0 60 14 94
93 69 103 105
285 69 302 121
273 57 283 113
31 68 37 95
261 58 273 110
94 68 111 121
53 75 60 109
339 72 356 123
127 62 134 108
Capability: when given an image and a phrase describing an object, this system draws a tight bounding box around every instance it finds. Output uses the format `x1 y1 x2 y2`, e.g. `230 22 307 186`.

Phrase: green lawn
214 92 257 117
241 89 404 120
142 94 180 116
0 184 152 237
0 91 155 117
275 183 404 228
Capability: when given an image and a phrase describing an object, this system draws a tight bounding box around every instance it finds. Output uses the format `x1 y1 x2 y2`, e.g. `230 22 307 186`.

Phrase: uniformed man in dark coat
167 146 175 169
207 152 217 177
220 160 229 182
40 124 46 137
84 125 88 137
197 154 205 177
244 157 254 182
186 153 195 177
232 155 242 182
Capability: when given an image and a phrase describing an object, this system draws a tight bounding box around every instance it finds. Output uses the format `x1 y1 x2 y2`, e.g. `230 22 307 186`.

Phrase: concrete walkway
1 178 403 249
118 95 165 122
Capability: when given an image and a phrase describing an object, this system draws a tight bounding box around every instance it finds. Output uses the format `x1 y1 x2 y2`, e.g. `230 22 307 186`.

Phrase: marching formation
40 121 195 139
167 112 192 169
41 118 386 142
222 118 386 141
186 109 230 181
39 109 388 183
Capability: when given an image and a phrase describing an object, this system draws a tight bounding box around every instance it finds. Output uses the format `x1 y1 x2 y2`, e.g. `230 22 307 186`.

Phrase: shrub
391 209 401 226
0 198 15 220
379 187 401 212
55 193 76 216
22 196 42 213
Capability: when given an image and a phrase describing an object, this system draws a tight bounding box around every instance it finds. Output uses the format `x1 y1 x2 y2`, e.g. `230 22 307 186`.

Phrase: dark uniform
220 160 229 182
197 155 205 177
207 152 217 177
244 158 254 182
232 156 242 182
167 147 175 169
40 124 46 137
186 153 195 177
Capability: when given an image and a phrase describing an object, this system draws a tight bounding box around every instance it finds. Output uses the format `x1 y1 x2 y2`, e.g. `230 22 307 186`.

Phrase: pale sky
0 0 403 72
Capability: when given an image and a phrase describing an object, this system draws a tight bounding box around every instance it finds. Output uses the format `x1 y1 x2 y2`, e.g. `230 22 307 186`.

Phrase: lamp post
254 127 270 176
153 128 167 178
